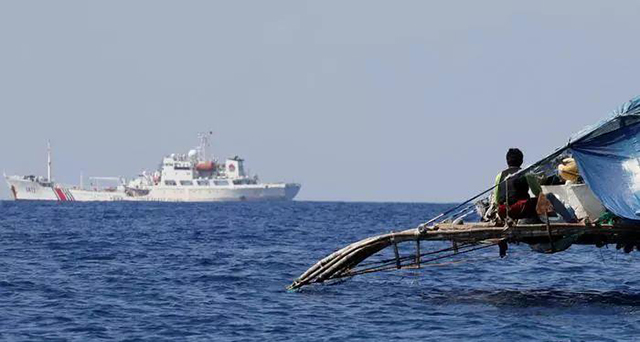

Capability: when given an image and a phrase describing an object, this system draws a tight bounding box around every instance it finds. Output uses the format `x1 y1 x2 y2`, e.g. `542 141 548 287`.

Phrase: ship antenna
198 131 213 161
47 140 52 181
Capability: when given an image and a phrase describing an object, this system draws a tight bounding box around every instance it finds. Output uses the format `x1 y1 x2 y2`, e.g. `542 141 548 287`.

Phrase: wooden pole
415 239 421 268
392 235 401 269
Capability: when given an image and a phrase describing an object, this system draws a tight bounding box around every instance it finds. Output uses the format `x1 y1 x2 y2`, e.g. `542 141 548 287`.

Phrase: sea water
0 201 639 341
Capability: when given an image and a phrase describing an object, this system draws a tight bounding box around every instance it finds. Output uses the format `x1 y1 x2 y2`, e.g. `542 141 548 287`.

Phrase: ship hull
7 177 132 201
141 183 300 202
5 177 301 202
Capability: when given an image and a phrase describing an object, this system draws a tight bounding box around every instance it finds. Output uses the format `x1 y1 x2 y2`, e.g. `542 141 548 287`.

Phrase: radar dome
188 149 198 159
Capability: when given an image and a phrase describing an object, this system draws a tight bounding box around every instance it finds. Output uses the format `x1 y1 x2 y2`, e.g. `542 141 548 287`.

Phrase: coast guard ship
4 134 301 202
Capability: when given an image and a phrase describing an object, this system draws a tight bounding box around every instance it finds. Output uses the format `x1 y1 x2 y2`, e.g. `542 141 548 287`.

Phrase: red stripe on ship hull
64 189 75 201
54 188 67 201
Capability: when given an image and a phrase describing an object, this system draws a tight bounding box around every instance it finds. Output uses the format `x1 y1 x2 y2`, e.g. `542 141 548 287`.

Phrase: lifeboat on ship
195 161 215 172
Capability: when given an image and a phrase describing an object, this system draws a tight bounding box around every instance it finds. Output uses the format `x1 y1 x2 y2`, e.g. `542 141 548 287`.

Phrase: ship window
165 180 176 186
213 180 229 186
180 180 193 186
233 180 243 185
197 180 209 186
175 165 191 170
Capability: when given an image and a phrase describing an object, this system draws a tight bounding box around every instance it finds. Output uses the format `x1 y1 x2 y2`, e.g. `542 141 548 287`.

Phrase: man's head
506 148 523 167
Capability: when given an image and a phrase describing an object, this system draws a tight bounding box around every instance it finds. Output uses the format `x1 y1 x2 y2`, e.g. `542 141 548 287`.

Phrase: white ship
4 134 301 202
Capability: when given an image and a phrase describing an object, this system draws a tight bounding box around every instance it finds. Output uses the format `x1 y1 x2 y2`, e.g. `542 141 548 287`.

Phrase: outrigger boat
289 96 640 290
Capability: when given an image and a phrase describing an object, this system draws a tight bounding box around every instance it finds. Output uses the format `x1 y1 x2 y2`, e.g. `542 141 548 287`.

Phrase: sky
0 0 639 202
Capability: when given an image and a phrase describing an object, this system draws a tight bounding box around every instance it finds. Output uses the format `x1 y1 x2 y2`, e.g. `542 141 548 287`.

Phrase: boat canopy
570 96 640 220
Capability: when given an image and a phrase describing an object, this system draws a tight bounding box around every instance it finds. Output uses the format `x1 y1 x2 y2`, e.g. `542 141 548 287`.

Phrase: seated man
493 148 542 220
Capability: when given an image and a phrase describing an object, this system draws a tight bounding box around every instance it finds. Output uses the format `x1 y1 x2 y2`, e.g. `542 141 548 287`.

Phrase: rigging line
406 255 498 268
341 242 500 278
446 207 478 224
342 254 501 279
440 204 477 222
356 242 478 268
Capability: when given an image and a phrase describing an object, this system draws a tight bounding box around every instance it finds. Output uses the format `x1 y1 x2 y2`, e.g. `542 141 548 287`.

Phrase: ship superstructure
5 134 301 202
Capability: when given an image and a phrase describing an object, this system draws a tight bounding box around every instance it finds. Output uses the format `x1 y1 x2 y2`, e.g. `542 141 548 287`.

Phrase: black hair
506 148 523 167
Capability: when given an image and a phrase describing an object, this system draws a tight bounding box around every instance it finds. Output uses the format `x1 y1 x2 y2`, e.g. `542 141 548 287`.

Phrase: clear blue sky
0 1 638 202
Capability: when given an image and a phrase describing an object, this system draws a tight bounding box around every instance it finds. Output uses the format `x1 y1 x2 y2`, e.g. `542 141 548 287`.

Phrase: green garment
492 170 542 206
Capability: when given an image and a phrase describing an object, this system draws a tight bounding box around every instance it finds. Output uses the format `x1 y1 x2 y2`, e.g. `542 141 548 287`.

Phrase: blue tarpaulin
570 96 640 221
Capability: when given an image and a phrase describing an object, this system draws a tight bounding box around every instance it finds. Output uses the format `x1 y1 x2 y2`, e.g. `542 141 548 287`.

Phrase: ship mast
198 131 213 161
47 140 52 181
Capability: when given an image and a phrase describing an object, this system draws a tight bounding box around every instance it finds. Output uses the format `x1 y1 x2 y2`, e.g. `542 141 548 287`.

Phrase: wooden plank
418 222 640 245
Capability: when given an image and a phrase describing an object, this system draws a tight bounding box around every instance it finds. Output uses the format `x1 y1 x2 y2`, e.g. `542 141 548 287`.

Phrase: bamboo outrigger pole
288 221 640 290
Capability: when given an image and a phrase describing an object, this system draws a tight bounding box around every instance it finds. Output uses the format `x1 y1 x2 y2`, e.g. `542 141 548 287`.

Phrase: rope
356 241 477 268
337 241 501 279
